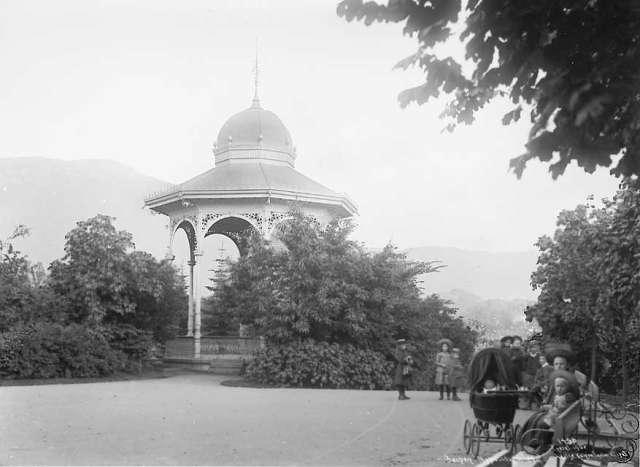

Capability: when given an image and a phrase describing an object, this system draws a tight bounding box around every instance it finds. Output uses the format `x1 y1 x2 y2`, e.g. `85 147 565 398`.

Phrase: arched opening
172 222 196 277
205 216 259 254
172 220 197 337
201 216 260 336
175 220 197 260
199 234 240 298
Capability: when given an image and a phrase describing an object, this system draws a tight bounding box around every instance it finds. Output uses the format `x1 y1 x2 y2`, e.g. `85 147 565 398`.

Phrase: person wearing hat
541 370 579 426
543 344 587 403
393 339 414 400
435 338 452 400
500 336 512 351
509 335 525 387
446 347 463 401
520 369 580 453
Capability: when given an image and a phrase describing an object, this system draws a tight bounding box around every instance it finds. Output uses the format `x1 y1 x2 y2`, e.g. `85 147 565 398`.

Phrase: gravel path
0 374 509 466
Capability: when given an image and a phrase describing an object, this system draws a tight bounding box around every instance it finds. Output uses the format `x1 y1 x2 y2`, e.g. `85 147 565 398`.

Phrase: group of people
497 335 585 408
391 333 588 428
393 338 464 401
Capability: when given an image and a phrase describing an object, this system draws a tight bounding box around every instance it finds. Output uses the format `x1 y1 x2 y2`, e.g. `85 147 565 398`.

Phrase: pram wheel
504 424 516 449
463 419 472 454
469 422 482 459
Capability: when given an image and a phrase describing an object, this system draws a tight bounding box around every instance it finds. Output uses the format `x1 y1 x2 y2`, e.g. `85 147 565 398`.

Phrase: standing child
435 338 452 400
541 371 579 427
447 347 464 401
394 339 414 400
534 354 553 402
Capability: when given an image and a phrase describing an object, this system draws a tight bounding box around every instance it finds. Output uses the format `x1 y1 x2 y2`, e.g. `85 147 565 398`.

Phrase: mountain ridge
0 157 168 265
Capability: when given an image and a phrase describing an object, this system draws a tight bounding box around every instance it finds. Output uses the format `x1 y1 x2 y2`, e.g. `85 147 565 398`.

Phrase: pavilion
144 90 356 360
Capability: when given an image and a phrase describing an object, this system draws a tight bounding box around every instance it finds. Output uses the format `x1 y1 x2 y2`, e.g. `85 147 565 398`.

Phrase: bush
104 324 154 373
0 323 124 379
246 340 394 389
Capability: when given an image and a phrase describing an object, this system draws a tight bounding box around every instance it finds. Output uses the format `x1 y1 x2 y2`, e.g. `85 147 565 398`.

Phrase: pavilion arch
204 215 261 254
172 219 198 262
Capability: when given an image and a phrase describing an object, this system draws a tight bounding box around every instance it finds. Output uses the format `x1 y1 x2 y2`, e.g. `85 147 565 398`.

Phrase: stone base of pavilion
163 336 263 375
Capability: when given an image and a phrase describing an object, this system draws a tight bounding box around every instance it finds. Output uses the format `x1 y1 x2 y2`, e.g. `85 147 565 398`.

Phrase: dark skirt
394 364 412 387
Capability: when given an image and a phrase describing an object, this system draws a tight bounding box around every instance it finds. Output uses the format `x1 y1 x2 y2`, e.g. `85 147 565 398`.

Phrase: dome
215 100 294 156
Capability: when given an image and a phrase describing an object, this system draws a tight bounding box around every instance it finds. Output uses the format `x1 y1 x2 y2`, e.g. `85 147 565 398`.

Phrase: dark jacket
523 354 541 376
510 348 526 372
393 349 414 387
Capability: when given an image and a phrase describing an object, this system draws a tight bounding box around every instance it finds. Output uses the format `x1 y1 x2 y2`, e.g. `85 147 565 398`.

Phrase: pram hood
468 348 519 392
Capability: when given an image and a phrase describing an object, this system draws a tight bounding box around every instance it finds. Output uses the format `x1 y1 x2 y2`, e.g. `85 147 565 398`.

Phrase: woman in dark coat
394 339 414 400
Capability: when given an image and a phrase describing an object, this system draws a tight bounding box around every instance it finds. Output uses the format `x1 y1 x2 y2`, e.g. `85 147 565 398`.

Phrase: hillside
0 157 170 266
440 289 537 341
405 246 538 300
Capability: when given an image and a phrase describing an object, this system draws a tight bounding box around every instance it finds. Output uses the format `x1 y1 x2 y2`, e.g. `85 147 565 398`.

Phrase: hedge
0 323 153 379
246 340 394 389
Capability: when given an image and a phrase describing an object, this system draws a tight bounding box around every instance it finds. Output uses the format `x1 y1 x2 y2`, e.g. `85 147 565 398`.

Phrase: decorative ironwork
267 212 288 231
520 395 640 463
239 212 264 232
202 211 264 234
170 215 198 233
171 215 199 250
201 212 222 232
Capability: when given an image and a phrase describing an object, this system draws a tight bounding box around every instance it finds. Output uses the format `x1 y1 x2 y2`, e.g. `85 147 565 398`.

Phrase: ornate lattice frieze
201 211 264 234
201 212 222 232
170 215 198 232
239 212 264 232
267 212 288 232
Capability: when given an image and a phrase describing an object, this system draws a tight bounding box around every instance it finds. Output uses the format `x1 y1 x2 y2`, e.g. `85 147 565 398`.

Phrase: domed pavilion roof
145 96 356 218
215 99 294 157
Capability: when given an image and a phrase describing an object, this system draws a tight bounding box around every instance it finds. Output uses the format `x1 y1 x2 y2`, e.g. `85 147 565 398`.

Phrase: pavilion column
166 222 176 261
187 260 195 337
193 249 204 358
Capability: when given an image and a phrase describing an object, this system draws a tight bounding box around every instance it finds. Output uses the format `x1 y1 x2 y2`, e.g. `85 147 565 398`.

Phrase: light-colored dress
434 351 450 385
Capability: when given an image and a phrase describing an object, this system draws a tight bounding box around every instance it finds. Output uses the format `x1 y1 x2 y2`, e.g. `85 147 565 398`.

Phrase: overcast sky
0 0 621 253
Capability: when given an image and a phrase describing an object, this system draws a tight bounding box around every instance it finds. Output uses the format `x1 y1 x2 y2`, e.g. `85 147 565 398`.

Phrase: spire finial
252 38 260 108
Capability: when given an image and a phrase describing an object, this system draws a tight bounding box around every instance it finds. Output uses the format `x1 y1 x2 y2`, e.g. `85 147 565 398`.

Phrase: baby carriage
462 348 523 459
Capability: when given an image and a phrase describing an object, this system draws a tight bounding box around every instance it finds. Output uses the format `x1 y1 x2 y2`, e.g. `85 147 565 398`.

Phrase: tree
525 179 640 397
120 251 188 342
337 0 640 178
211 211 477 386
593 178 640 399
525 204 606 376
49 215 187 342
212 213 438 349
0 226 33 331
49 214 135 325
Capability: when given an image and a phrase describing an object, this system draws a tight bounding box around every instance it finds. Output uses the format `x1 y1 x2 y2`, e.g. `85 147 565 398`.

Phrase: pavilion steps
162 356 245 376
